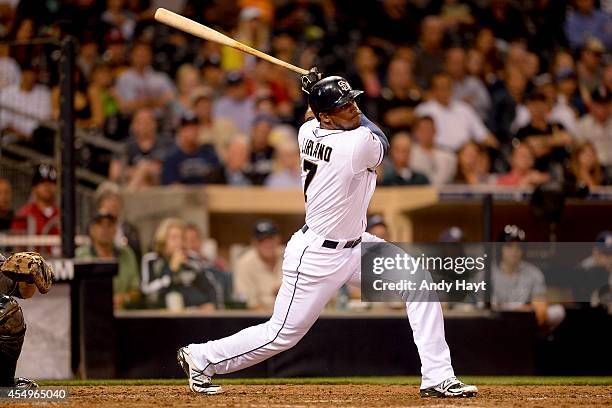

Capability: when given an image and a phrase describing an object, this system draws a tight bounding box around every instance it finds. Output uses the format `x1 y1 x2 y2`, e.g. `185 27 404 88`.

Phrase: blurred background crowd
0 0 610 315
0 0 610 190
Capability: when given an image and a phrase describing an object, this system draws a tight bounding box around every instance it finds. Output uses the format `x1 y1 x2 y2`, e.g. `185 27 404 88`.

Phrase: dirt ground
5 384 612 407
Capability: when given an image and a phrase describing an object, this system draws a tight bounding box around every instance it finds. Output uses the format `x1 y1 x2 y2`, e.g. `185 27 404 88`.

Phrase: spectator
410 115 457 185
95 181 142 261
221 7 270 71
217 136 252 186
575 87 612 180
569 141 604 187
366 214 389 240
550 69 583 135
141 218 218 310
109 108 166 189
365 0 420 50
473 27 502 78
101 0 136 42
115 42 175 114
413 15 446 90
565 0 612 50
496 142 550 187
161 111 221 185
455 142 492 185
76 211 141 310
192 87 240 157
576 38 606 95
380 132 429 186
488 66 528 145
515 91 572 174
76 39 99 82
88 63 123 130
51 68 93 128
492 225 565 330
0 63 51 141
0 43 20 88
265 140 301 189
102 27 128 77
212 71 256 133
234 219 283 311
479 0 528 43
379 58 422 134
415 72 498 151
173 64 201 120
0 177 13 230
248 114 276 185
526 0 568 56
11 165 59 255
347 45 383 119
588 231 612 314
183 223 229 306
445 47 491 120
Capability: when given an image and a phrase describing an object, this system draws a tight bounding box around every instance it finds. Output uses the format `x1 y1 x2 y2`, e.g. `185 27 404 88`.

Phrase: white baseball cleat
419 376 478 398
177 346 223 395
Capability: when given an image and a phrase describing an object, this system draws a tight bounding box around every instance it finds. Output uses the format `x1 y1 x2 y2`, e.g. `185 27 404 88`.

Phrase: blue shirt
161 144 221 185
565 9 612 49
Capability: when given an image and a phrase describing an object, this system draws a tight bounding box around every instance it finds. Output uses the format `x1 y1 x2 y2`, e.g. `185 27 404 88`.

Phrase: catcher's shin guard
0 295 26 387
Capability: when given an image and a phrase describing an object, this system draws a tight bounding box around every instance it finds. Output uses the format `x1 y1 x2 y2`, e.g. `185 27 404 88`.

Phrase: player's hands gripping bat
1 252 55 294
301 67 323 94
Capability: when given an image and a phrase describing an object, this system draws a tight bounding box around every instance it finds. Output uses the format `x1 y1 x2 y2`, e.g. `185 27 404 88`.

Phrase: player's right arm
351 115 389 174
351 114 389 173
360 114 389 154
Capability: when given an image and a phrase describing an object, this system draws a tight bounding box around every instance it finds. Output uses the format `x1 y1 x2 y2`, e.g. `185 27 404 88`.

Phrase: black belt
301 225 362 249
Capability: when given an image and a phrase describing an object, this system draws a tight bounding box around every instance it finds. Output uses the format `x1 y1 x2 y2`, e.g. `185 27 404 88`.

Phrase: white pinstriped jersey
297 118 384 240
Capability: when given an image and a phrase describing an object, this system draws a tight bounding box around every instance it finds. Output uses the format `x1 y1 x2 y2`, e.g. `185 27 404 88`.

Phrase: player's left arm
360 114 389 155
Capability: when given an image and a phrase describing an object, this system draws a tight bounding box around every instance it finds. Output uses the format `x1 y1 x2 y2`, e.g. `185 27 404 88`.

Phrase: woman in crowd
496 142 550 187
454 142 493 185
140 218 220 311
569 141 603 188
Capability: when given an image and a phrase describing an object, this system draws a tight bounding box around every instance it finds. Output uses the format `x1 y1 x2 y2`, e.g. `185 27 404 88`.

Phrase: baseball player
177 72 478 398
0 252 54 389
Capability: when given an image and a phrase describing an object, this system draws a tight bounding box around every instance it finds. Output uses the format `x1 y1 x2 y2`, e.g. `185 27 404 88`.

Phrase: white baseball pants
189 227 455 388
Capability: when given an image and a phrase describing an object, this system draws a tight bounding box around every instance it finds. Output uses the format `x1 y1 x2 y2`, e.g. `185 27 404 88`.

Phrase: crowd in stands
0 0 609 190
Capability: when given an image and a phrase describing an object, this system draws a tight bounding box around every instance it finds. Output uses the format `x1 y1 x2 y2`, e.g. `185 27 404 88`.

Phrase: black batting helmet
308 76 363 119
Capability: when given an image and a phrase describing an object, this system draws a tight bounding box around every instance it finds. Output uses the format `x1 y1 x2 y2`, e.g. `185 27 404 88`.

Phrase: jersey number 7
302 159 318 202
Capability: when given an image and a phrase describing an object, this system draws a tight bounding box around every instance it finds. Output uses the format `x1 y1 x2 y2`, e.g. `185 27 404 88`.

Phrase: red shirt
11 202 60 235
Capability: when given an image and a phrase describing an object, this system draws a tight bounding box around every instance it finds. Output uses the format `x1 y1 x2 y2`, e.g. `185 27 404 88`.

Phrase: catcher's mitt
1 252 55 294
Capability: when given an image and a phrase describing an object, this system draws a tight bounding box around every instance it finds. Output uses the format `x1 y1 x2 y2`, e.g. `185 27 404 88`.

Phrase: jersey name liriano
297 118 384 240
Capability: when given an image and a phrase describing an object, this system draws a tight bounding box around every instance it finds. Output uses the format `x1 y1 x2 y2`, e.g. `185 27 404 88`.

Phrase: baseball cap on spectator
498 224 526 242
366 214 387 231
584 37 605 54
591 86 611 104
595 231 612 255
32 164 57 186
105 27 126 44
253 219 279 241
226 71 245 86
555 68 577 82
533 73 553 88
240 6 262 21
179 111 199 127
439 227 464 243
197 56 221 69
253 113 279 126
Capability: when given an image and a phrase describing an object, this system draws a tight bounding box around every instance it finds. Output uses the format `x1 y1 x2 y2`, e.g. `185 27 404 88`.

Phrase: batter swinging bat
154 8 310 76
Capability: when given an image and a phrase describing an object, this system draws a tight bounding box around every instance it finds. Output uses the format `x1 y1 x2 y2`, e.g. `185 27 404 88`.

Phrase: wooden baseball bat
154 8 310 76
